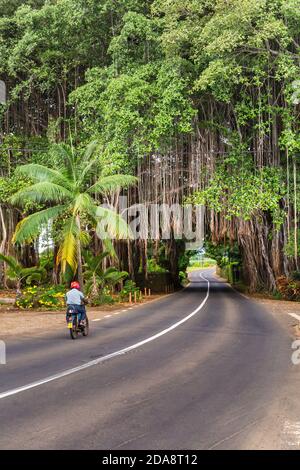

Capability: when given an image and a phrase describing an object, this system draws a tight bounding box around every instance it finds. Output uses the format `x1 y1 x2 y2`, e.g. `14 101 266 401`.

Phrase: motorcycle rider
65 281 87 326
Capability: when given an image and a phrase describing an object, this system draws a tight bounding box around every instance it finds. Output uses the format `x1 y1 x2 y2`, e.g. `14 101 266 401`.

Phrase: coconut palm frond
83 250 109 272
73 193 95 214
82 140 99 164
104 270 128 283
10 182 72 206
57 232 77 274
20 266 47 283
52 144 77 183
0 254 46 287
12 205 67 244
103 267 119 275
15 164 72 189
56 217 79 273
95 206 133 240
88 175 138 194
79 231 91 247
102 238 117 258
25 273 42 285
78 140 100 182
0 253 21 273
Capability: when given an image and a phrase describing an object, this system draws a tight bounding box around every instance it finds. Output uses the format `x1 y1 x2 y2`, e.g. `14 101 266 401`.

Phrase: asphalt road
0 269 298 450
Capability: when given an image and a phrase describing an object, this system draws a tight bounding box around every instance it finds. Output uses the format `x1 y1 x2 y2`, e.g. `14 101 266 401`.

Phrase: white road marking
287 312 300 322
283 420 300 447
104 314 112 318
0 273 209 400
122 309 127 312
92 319 101 322
114 312 120 315
208 419 260 450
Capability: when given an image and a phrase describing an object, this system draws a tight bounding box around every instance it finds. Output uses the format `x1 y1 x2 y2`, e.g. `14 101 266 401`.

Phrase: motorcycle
66 305 89 340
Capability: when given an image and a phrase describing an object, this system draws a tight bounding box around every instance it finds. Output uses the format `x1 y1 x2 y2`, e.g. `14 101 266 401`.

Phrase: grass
187 258 216 272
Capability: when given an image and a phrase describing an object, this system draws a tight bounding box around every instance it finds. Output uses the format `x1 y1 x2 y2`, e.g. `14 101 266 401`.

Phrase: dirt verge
0 294 167 338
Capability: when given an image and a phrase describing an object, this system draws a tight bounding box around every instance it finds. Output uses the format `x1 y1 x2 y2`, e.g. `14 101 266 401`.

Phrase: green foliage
145 258 168 273
279 128 300 154
0 253 46 288
219 261 241 285
188 152 285 226
204 239 242 285
284 230 300 258
188 258 216 269
16 284 65 309
0 0 115 97
179 270 188 285
204 241 241 268
91 287 116 306
194 59 243 103
119 279 140 302
70 58 195 169
0 175 30 205
83 250 128 303
178 251 191 272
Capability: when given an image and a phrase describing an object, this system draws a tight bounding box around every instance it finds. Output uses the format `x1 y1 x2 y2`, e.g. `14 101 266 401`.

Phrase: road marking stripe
92 319 101 322
0 273 209 400
288 312 300 322
104 314 112 318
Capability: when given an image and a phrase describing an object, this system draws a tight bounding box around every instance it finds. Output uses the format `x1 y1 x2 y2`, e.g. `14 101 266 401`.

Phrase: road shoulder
0 293 171 339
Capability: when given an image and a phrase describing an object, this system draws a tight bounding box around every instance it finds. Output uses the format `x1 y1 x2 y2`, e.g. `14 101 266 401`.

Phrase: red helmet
71 281 80 290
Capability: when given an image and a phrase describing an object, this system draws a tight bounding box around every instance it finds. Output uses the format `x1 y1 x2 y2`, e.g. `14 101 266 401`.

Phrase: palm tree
10 141 137 285
0 253 46 292
83 251 128 300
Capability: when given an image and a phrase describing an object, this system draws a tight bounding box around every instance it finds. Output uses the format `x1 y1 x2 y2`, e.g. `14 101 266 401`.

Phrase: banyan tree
0 0 299 293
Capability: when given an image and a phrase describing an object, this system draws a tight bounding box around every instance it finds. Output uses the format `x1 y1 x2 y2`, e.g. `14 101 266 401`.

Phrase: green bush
272 290 283 300
179 270 188 285
189 258 216 268
291 271 300 281
139 258 168 273
220 261 241 284
118 280 140 302
178 251 191 272
90 287 115 305
16 285 66 309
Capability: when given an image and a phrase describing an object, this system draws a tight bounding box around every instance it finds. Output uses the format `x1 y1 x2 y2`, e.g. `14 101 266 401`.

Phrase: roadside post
0 340 6 365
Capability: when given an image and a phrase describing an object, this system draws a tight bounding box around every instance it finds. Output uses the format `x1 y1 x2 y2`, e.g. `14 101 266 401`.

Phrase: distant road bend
0 269 296 450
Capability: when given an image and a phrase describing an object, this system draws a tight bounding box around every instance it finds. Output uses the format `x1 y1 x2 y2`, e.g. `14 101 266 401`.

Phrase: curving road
0 269 298 449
